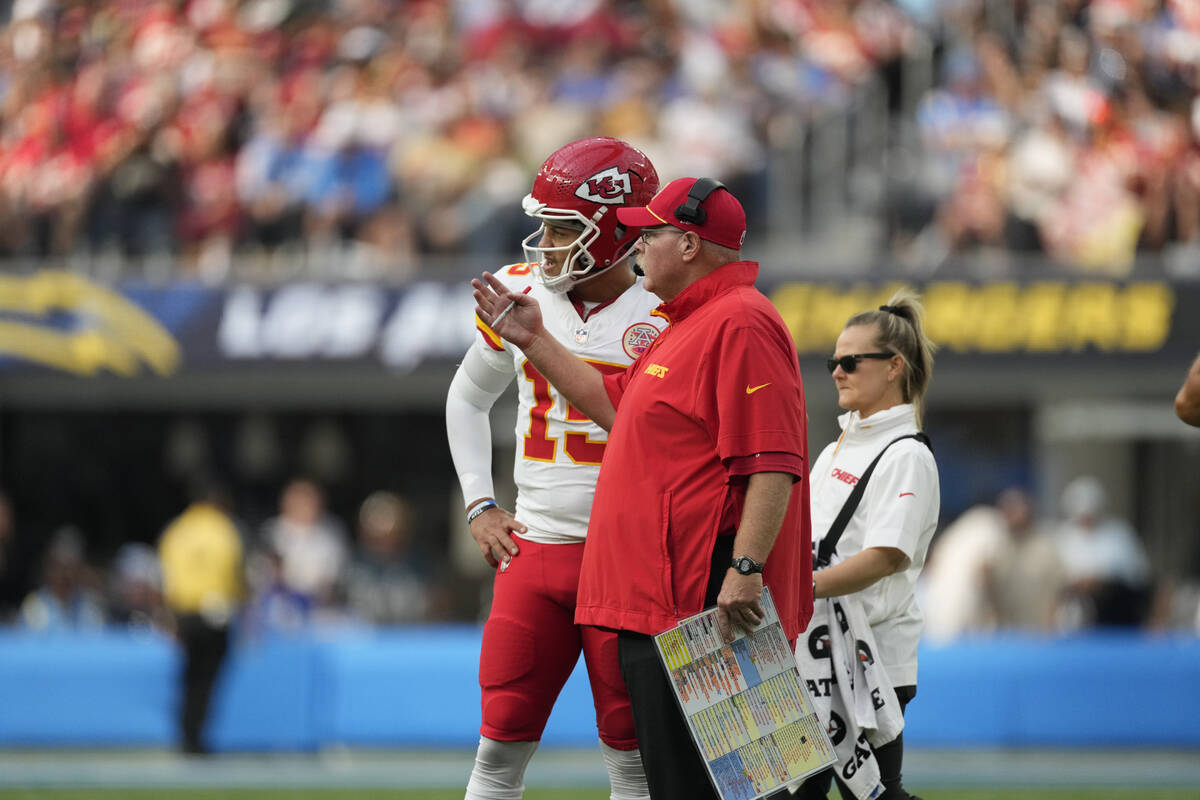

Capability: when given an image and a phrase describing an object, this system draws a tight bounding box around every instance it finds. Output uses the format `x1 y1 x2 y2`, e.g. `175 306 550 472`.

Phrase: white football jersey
473 263 665 544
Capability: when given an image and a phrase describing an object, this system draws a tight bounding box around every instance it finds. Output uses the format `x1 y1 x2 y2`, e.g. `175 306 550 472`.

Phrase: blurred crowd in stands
0 476 457 638
1 470 1196 640
5 0 1195 279
0 0 913 279
901 0 1200 275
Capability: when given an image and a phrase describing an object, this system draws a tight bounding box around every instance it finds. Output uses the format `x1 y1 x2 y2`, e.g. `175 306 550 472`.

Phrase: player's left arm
1175 351 1200 427
716 470 793 641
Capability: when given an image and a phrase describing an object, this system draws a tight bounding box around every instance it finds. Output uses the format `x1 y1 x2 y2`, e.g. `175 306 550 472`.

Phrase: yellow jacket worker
160 503 242 616
158 485 243 755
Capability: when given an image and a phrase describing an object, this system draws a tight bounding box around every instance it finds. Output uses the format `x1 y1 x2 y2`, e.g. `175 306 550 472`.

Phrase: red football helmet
521 137 660 293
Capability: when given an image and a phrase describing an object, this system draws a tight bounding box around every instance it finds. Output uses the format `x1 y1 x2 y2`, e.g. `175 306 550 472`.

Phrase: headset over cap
521 137 660 293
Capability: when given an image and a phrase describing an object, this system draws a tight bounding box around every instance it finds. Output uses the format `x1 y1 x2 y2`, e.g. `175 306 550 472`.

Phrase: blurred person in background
1003 111 1076 255
913 46 1013 263
988 487 1066 633
169 88 243 282
1037 90 1145 276
158 479 244 755
920 502 1008 642
345 490 439 625
19 525 106 633
1175 351 1200 426
107 542 172 634
235 73 315 265
1054 475 1153 629
1056 474 1156 633
446 137 662 800
905 46 1012 264
797 290 939 800
241 544 313 636
922 487 1064 641
259 476 349 619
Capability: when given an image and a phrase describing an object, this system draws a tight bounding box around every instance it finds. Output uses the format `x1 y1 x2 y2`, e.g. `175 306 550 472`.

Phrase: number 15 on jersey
521 360 624 466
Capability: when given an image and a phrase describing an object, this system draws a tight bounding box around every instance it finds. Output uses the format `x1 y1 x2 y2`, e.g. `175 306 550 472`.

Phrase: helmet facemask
521 195 611 294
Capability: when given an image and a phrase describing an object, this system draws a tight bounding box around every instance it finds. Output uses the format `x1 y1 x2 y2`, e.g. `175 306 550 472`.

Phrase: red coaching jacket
575 261 813 643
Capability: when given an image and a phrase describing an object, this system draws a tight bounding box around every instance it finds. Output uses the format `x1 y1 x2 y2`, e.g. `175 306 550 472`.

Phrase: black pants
793 686 918 800
616 537 793 800
618 631 720 799
176 613 230 754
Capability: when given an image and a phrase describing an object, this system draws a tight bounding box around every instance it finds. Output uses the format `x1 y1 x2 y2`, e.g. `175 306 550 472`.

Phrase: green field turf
0 790 1196 800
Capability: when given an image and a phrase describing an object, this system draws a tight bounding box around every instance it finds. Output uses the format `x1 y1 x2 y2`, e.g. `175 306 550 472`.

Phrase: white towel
791 595 905 800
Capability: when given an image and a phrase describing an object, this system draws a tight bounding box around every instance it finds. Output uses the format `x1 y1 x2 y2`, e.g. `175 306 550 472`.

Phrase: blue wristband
467 501 498 524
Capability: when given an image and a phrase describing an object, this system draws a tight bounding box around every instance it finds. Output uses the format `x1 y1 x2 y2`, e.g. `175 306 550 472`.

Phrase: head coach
473 177 813 800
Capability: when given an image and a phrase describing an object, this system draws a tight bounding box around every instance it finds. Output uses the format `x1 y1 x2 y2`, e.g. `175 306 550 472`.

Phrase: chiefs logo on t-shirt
576 167 633 204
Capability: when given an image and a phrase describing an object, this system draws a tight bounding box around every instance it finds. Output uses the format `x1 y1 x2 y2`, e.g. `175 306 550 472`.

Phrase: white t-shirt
470 263 665 543
809 403 940 686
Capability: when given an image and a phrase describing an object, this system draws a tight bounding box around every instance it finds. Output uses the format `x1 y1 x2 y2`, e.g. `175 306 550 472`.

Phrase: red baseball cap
616 177 746 249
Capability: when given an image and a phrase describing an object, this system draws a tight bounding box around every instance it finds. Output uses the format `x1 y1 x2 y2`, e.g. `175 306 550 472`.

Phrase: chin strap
575 243 641 288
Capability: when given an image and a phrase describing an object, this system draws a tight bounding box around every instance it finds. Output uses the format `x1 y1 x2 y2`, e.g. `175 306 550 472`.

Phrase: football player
446 137 663 800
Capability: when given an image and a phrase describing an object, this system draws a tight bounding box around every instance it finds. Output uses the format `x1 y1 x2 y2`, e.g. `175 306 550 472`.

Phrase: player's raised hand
472 272 542 349
469 504 526 569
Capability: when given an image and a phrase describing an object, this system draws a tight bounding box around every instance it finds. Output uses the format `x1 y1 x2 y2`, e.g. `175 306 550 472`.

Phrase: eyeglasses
638 227 684 246
826 352 894 374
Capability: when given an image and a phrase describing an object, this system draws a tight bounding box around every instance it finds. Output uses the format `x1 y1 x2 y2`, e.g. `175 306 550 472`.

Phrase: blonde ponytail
845 287 937 427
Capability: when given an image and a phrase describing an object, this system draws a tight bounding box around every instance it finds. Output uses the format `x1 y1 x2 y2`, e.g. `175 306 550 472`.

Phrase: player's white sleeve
446 345 515 508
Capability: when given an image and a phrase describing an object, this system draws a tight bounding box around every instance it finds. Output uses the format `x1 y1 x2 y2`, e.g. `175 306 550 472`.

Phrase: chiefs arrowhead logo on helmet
575 167 633 204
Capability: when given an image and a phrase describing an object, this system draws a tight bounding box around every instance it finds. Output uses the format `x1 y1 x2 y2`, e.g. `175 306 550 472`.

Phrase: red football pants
478 534 637 749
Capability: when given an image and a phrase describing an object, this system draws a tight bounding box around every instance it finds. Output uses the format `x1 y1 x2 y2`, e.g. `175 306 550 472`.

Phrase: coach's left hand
716 572 765 642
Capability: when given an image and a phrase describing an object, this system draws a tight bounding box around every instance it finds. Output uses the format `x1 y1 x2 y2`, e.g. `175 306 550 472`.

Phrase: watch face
733 556 761 574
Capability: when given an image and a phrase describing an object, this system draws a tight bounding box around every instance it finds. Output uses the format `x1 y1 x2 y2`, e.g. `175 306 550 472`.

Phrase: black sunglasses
826 352 894 374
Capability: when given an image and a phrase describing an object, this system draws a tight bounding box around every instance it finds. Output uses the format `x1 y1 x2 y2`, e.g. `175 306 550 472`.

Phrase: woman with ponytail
795 288 940 800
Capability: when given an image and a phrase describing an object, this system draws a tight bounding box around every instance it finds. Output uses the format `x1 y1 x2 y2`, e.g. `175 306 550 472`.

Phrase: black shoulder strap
814 432 932 570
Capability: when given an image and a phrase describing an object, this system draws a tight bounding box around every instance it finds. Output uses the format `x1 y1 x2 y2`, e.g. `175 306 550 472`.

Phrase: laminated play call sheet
653 587 836 800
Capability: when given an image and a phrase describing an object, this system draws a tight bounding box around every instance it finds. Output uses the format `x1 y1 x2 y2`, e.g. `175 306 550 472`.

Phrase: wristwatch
730 555 765 575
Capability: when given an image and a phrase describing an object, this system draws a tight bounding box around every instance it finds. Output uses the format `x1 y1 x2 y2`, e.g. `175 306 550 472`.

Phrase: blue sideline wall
1 628 1197 750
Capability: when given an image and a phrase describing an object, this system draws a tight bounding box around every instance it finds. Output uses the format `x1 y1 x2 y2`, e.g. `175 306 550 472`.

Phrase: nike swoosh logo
898 492 915 499
746 383 771 395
